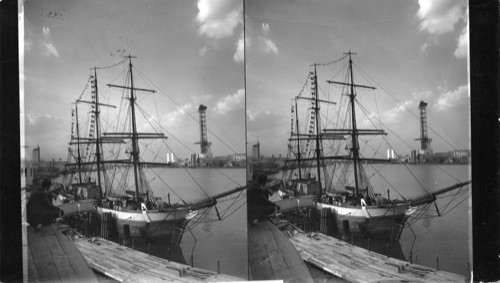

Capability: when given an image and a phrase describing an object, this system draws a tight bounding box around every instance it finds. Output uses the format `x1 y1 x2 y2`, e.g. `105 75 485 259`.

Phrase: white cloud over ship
195 0 243 62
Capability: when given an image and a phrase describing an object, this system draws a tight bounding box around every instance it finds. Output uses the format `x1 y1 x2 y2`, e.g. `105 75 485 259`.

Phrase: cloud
40 26 59 57
435 84 468 110
42 42 59 57
163 103 195 127
195 0 242 39
233 32 244 63
454 22 468 58
417 0 463 35
380 99 414 123
215 89 244 114
257 22 278 54
262 22 270 34
262 38 278 54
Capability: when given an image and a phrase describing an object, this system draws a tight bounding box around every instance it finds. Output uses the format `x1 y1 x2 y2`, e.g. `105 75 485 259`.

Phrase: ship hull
95 206 198 244
316 202 413 241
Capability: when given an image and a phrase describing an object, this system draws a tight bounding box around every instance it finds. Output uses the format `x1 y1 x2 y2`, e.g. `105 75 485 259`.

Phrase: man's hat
41 178 52 189
257 174 268 184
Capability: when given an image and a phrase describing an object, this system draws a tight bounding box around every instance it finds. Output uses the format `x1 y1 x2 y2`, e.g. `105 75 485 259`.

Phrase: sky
21 0 245 161
245 0 469 158
21 0 469 161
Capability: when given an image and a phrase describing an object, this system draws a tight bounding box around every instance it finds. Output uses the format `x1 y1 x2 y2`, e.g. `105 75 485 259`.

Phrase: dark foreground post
101 212 111 239
342 220 350 241
123 224 130 245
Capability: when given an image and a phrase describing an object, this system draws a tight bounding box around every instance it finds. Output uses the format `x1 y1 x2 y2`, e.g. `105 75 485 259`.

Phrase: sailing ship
281 51 470 241
63 55 244 243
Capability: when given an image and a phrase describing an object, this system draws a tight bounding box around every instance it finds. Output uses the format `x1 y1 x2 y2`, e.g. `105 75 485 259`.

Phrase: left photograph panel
22 0 247 281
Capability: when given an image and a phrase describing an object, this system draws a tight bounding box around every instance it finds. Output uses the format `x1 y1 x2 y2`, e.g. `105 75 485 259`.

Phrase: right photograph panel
245 0 471 281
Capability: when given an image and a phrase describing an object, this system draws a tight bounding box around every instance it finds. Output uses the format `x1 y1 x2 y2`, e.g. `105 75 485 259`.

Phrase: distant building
252 142 260 159
231 153 246 162
33 145 40 163
386 149 395 160
166 152 175 163
450 149 470 158
191 153 207 167
411 150 417 163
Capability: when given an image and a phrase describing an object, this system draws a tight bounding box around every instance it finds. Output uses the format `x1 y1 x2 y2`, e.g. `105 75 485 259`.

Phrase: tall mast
92 67 103 204
326 52 377 199
127 55 141 201
312 64 323 195
74 103 83 183
294 97 302 179
346 51 360 197
106 55 157 202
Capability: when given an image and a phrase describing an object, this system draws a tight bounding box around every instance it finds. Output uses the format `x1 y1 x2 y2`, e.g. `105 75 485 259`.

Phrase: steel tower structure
195 104 212 155
416 101 432 152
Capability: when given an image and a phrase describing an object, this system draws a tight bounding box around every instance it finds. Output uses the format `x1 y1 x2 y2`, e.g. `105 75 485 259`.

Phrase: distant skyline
246 0 468 157
21 0 245 161
21 0 469 161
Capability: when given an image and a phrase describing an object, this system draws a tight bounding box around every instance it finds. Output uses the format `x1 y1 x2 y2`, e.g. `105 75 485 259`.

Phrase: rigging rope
94 58 128 70
133 67 243 155
353 62 463 152
313 54 348 67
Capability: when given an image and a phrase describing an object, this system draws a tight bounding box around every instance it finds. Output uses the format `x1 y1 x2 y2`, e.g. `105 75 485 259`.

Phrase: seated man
27 178 63 230
247 174 279 225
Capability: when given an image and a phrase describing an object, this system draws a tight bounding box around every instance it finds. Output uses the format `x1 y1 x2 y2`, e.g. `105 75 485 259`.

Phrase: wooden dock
287 229 467 282
248 220 313 282
27 224 98 282
73 234 244 282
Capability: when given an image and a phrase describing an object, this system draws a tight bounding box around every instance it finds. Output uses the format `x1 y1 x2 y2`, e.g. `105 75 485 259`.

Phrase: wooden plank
43 229 80 282
261 223 291 280
74 236 243 282
248 221 313 282
289 230 466 282
272 223 313 282
33 227 62 282
27 227 41 281
248 222 276 280
27 245 39 282
51 226 97 282
27 225 98 283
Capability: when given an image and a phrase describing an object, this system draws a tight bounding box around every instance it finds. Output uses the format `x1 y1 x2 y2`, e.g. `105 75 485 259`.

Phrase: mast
127 55 141 202
74 102 83 183
327 52 377 199
346 51 361 197
294 97 302 179
92 67 103 204
106 55 156 202
312 64 323 195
